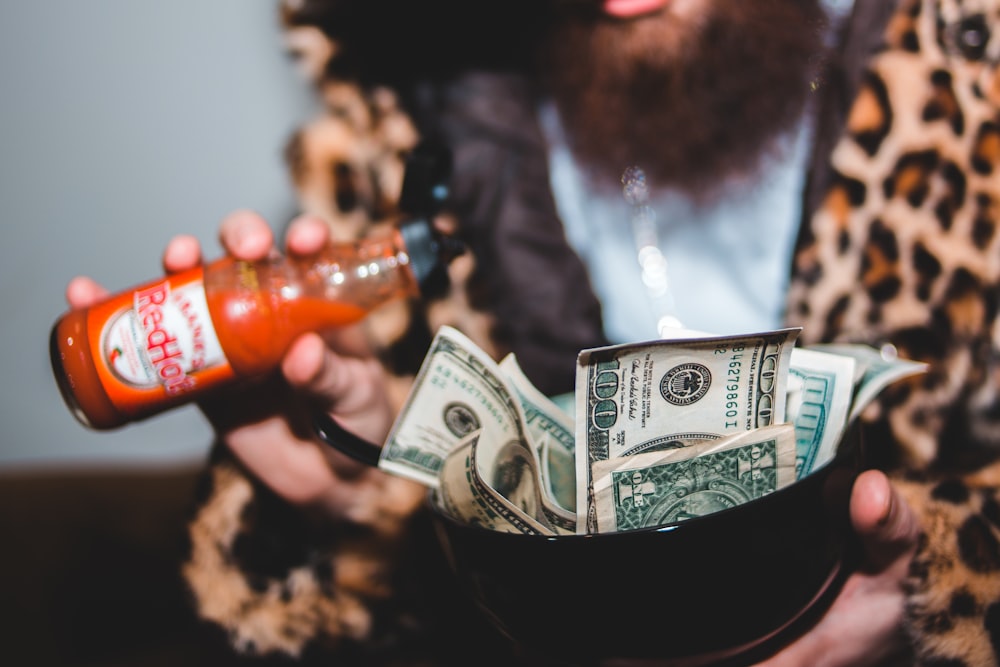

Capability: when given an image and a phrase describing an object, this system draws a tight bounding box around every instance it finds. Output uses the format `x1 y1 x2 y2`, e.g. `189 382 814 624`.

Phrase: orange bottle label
87 267 237 416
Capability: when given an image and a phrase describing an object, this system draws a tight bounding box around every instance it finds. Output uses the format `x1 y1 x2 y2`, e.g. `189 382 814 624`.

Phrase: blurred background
1 0 316 469
0 2 320 663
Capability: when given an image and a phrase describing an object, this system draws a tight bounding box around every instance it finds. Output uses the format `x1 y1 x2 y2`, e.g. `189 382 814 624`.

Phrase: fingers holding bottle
283 213 332 256
55 206 434 438
65 276 110 310
217 208 275 261
216 209 331 261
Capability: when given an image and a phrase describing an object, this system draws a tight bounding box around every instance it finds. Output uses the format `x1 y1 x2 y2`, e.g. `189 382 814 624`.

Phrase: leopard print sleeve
181 2 606 660
179 5 444 658
893 467 1000 666
789 1 1000 663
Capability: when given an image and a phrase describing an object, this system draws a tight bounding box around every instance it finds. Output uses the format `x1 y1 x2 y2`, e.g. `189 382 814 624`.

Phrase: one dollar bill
592 423 796 533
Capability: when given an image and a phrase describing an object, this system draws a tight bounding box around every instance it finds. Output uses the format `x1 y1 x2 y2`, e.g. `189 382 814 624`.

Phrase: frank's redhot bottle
50 217 461 429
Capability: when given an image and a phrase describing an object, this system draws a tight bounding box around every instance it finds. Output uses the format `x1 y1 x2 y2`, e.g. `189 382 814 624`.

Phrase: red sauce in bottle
206 290 368 376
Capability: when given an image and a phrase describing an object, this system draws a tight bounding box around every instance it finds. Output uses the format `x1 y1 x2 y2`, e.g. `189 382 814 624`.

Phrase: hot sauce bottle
50 217 461 430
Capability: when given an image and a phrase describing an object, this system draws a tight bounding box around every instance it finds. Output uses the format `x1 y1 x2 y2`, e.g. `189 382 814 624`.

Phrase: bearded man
538 0 831 341
543 0 825 199
65 0 1000 664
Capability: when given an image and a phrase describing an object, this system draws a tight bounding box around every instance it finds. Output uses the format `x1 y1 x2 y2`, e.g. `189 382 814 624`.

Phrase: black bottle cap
397 140 464 292
398 217 466 291
399 141 453 217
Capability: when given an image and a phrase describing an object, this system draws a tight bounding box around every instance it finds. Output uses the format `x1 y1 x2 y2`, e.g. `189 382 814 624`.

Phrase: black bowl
428 425 864 666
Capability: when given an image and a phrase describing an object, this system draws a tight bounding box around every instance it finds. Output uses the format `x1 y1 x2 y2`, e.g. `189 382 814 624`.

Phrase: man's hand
601 468 919 667
752 468 919 667
66 209 424 524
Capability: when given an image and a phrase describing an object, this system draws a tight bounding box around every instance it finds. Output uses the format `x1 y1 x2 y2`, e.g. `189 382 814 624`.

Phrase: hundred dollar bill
786 348 855 478
379 326 575 533
811 343 928 421
474 413 572 534
379 326 510 487
592 423 797 533
435 431 555 535
500 354 576 513
575 328 801 533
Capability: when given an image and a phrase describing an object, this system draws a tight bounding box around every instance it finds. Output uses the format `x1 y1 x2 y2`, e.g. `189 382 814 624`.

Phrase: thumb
850 469 920 573
282 332 393 446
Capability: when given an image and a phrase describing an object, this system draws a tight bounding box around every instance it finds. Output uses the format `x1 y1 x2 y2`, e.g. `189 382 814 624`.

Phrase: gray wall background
0 1 318 468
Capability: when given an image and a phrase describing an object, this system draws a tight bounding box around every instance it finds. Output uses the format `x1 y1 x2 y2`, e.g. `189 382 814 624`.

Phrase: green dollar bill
575 329 800 533
786 348 855 478
379 326 520 487
592 424 796 533
379 326 574 533
435 432 555 535
500 354 577 513
810 343 928 421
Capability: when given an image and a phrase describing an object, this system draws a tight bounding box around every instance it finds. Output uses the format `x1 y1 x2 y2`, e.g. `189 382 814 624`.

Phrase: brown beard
540 0 829 201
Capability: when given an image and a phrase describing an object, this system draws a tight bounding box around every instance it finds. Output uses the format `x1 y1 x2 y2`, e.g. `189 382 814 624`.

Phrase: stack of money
378 326 926 535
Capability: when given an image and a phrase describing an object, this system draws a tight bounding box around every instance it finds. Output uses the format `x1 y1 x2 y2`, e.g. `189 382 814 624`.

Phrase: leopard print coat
183 1 1000 664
